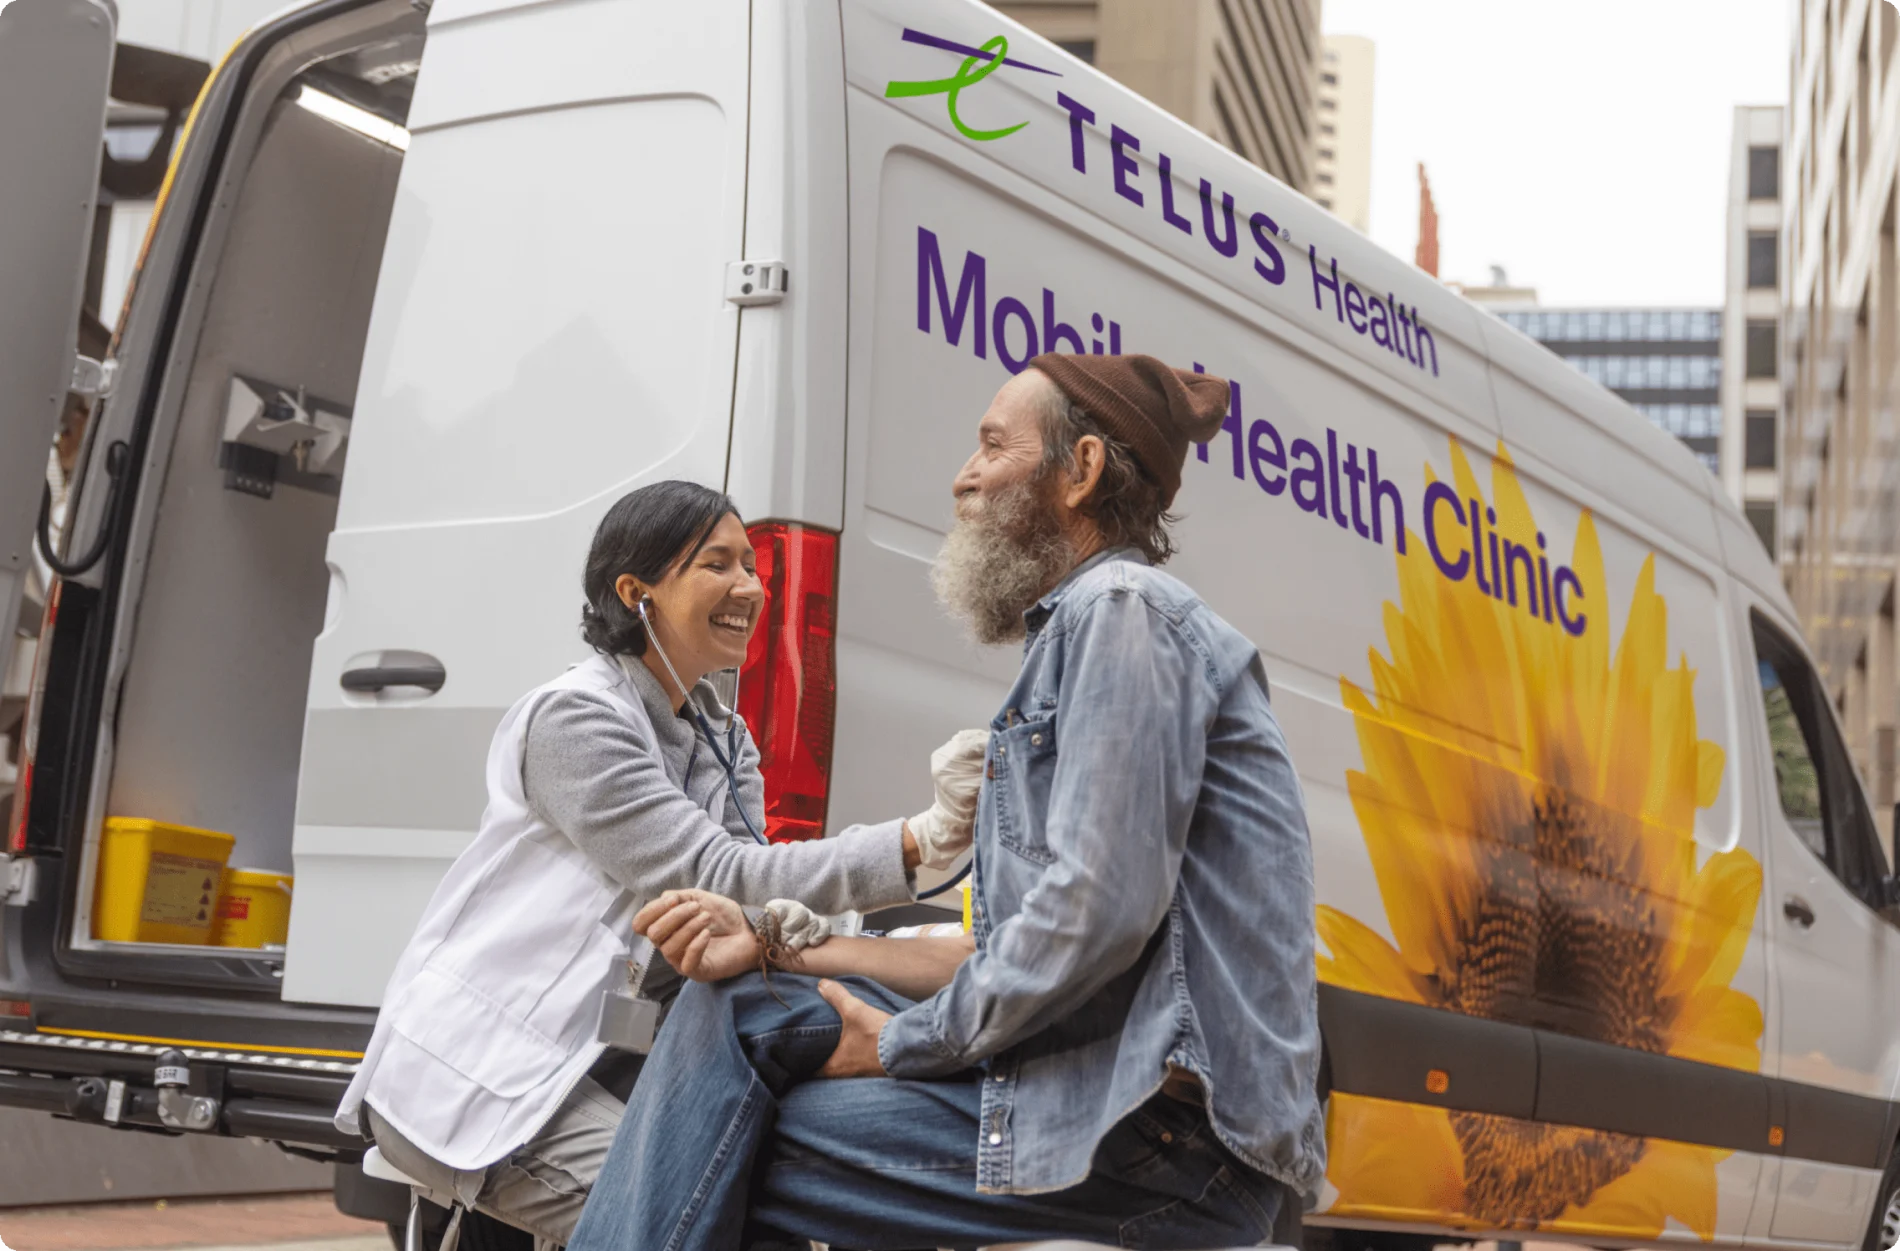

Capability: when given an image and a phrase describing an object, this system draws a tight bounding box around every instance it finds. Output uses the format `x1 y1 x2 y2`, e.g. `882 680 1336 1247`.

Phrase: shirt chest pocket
989 712 1060 865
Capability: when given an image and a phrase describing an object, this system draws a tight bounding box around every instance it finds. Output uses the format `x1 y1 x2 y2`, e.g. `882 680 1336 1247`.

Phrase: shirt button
993 1071 1006 1082
988 1132 1002 1145
1160 1131 1173 1144
1030 733 1042 746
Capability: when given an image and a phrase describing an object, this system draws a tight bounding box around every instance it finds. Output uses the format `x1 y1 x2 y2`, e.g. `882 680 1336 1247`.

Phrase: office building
1718 106 1785 557
988 0 1324 192
1780 0 1900 808
1314 34 1373 231
1494 309 1724 472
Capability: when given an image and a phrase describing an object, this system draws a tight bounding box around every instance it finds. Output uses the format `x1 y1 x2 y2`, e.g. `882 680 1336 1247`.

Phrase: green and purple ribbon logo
884 28 1061 142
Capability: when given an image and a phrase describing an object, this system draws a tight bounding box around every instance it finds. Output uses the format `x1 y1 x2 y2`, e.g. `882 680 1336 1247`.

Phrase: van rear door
280 0 755 1007
0 0 116 684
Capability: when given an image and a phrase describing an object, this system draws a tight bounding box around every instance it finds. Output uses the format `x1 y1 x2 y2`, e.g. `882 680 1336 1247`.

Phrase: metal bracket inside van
220 374 350 498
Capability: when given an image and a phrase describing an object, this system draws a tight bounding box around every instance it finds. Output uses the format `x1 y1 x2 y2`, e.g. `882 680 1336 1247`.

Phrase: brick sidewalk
0 1193 385 1251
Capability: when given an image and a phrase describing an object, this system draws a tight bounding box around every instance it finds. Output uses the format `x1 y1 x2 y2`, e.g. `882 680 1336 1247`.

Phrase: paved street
0 1195 384 1251
0 1199 1571 1251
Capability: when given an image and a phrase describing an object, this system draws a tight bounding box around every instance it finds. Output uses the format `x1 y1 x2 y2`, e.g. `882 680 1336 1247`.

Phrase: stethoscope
639 596 768 847
637 595 971 900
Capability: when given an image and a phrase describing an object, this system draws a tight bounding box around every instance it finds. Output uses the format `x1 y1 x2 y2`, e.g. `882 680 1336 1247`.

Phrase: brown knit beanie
1028 354 1231 508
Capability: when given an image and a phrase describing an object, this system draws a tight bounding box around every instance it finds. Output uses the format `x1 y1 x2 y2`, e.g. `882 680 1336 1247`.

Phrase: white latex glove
908 728 991 870
762 899 831 951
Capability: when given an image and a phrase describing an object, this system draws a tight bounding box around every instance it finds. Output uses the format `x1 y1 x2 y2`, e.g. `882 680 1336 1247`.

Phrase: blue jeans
566 973 1284 1251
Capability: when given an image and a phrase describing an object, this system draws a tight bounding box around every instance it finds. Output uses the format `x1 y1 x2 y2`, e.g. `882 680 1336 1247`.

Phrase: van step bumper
0 1032 360 1151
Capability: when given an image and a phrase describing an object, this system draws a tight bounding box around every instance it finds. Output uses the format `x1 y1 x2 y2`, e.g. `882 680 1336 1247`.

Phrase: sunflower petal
1322 1093 1468 1224
1545 1136 1724 1241
1697 739 1726 809
1316 906 1428 1002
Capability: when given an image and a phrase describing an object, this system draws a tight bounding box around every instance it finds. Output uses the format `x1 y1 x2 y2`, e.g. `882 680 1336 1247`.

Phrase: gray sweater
520 655 912 956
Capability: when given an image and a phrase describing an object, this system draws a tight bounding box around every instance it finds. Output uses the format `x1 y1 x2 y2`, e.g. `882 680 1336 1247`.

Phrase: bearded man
565 354 1325 1251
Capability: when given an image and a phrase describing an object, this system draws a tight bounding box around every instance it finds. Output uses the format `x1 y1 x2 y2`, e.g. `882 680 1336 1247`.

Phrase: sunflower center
1434 777 1675 1220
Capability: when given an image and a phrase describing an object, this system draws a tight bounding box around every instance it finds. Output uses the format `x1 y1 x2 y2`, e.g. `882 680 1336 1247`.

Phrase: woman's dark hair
581 481 741 656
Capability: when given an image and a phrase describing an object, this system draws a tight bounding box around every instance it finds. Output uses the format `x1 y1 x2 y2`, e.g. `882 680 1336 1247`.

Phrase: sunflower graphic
1319 441 1763 1237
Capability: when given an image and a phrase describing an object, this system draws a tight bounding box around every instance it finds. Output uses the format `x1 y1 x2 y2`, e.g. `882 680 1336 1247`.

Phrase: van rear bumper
0 1028 361 1150
0 891 373 1153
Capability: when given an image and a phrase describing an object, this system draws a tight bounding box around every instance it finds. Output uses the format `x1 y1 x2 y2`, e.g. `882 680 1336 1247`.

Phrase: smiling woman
580 481 765 706
331 479 936 1246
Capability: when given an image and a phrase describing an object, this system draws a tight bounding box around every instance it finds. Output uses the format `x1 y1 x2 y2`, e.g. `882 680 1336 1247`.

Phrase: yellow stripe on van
39 1026 364 1059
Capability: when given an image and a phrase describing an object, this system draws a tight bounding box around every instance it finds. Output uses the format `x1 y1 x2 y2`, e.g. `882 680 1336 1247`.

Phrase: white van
3 0 1897 1246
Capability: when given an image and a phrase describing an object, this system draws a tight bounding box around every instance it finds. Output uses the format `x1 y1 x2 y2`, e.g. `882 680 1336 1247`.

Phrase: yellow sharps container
93 818 235 944
213 868 294 948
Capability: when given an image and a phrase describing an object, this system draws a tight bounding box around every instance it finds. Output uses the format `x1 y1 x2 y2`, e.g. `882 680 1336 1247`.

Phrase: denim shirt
878 549 1327 1198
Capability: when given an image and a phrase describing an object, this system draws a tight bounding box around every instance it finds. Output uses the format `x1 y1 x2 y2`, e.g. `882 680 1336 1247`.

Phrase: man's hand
815 979 893 1078
633 889 759 982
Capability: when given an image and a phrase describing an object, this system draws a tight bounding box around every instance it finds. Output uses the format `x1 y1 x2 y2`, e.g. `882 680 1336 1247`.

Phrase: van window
1760 657 1825 855
1752 613 1889 909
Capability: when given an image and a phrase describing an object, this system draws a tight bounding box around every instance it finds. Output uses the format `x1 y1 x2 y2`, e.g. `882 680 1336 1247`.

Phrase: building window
1318 198 1334 209
1322 72 1339 85
1745 503 1776 555
1319 98 1336 110
1318 147 1335 160
1056 40 1096 64
1748 232 1778 289
1746 410 1778 469
1747 321 1779 378
1316 172 1334 185
1748 146 1780 200
1320 123 1336 136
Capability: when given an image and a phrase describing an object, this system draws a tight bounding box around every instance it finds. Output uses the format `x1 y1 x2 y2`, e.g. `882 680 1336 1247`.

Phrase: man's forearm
782 934 973 1000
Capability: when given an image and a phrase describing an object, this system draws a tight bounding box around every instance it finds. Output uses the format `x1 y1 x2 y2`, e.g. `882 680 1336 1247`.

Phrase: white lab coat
333 655 717 1170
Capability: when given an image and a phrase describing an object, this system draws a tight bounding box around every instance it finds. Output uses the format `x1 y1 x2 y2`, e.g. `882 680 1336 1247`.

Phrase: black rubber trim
1320 984 1897 1168
1784 1078 1891 1169
1319 982 1537 1119
1535 1028 1767 1152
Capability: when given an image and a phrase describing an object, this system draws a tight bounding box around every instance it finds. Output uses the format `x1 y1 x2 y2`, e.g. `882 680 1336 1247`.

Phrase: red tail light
10 580 60 853
737 523 839 843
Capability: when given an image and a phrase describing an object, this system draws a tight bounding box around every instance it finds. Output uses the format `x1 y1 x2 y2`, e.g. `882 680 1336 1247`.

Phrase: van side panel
282 0 753 1007
837 0 1798 1241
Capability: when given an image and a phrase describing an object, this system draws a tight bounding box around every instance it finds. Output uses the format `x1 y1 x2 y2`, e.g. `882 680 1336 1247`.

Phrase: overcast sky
1322 0 1793 308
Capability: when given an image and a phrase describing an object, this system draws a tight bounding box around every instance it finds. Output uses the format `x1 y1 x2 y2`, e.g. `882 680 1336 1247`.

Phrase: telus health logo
884 28 1061 141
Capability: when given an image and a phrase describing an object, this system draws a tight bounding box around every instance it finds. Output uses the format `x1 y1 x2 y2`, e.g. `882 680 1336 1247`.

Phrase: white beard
931 476 1073 646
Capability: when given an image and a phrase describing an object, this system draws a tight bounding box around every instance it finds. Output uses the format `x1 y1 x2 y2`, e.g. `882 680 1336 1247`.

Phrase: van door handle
1783 895 1816 929
340 661 445 694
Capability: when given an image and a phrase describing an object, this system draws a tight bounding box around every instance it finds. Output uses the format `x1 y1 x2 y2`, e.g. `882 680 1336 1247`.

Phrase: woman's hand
907 729 990 869
634 889 759 982
763 899 831 950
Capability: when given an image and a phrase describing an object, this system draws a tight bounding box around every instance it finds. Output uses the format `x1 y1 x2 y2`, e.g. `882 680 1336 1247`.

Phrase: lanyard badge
596 945 661 1053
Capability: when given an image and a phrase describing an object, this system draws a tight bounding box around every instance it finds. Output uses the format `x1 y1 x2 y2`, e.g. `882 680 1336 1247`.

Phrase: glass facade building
1493 309 1723 473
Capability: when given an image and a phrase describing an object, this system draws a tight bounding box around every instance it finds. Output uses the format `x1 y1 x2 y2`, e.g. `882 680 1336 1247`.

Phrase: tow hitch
153 1049 219 1131
64 1048 221 1132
